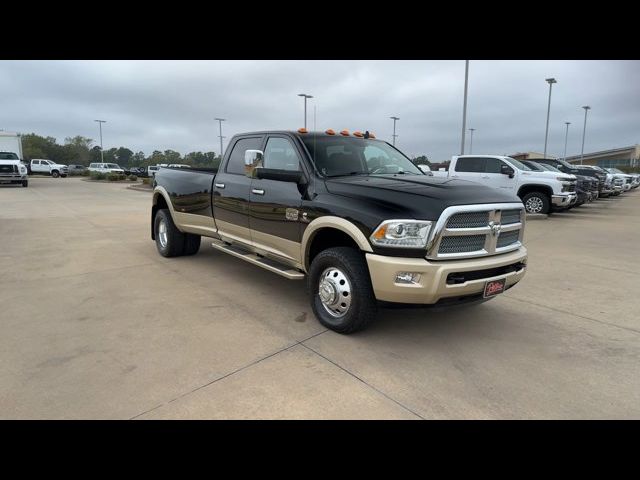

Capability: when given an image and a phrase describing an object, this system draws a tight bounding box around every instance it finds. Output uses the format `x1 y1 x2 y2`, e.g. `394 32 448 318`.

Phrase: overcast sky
1 60 638 161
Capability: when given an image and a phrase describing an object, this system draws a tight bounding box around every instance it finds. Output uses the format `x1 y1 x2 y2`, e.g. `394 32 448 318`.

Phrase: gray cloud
1 60 638 161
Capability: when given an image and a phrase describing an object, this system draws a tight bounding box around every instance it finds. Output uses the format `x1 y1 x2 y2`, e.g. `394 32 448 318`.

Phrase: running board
211 239 305 280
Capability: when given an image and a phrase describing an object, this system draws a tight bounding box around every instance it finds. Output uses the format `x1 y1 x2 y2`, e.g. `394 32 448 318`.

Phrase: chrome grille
497 230 520 248
446 212 489 228
438 235 486 254
427 203 525 260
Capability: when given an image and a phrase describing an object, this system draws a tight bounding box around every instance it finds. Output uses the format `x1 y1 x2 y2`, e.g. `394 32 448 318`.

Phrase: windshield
523 161 543 171
538 163 562 173
505 157 531 171
607 168 625 174
0 152 19 160
300 135 423 177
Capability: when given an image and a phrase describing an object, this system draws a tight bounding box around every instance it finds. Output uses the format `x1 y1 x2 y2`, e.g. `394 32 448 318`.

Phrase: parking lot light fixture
580 106 591 165
215 118 226 160
390 116 400 145
298 94 313 129
94 120 106 163
469 128 475 154
563 122 571 160
543 78 557 159
460 60 469 155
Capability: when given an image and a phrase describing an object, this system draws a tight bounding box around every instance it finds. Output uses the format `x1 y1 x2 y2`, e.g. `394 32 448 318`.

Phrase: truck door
213 136 263 245
248 135 305 264
31 160 41 173
482 158 516 191
450 157 486 181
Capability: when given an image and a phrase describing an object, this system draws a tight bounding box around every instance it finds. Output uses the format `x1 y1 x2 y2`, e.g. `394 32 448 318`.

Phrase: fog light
395 272 421 284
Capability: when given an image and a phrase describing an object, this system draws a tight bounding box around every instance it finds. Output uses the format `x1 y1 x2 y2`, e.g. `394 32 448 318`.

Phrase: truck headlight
370 220 432 248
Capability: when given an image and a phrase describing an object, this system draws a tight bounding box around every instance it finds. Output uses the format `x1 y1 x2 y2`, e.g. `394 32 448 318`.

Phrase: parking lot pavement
1 178 639 419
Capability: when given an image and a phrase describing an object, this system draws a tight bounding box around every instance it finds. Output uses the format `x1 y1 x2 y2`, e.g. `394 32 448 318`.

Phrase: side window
226 137 263 175
485 158 505 173
263 137 301 171
455 157 485 173
33 160 40 165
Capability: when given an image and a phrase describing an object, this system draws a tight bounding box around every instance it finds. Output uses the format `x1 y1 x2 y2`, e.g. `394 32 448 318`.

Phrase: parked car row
431 155 638 214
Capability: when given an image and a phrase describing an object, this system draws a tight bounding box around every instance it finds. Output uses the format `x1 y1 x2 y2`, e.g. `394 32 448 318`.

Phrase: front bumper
552 193 577 207
366 247 527 304
0 174 27 184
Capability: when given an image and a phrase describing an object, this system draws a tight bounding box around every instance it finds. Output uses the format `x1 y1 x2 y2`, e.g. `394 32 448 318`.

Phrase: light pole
469 128 475 154
563 122 571 160
94 120 106 163
390 116 400 145
298 93 313 129
580 106 591 165
460 60 469 155
543 77 557 159
215 118 226 160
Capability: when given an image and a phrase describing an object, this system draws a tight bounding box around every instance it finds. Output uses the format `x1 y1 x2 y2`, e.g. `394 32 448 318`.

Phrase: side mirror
244 150 263 177
501 164 515 178
255 167 305 184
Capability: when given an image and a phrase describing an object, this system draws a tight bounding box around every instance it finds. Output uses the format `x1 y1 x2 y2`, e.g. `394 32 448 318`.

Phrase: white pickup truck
0 152 29 187
29 159 68 178
447 155 577 214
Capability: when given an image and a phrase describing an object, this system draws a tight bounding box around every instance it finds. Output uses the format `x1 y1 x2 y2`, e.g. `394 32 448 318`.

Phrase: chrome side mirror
244 150 264 177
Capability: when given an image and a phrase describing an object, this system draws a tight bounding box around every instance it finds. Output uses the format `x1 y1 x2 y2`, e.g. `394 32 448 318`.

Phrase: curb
525 213 548 220
127 184 153 192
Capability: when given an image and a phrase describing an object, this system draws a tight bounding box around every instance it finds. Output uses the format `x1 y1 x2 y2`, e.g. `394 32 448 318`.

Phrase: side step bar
211 239 305 280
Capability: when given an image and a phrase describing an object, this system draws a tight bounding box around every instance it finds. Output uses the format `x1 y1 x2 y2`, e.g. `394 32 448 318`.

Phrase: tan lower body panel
215 219 303 271
174 212 218 237
366 247 527 304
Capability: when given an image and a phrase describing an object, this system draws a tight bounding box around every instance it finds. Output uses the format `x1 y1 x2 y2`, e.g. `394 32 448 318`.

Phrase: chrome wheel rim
318 267 352 318
525 196 543 213
158 220 168 248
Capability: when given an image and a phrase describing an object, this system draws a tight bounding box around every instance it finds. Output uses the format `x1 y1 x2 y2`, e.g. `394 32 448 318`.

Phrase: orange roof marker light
353 131 364 137
298 127 308 134
364 130 376 139
325 129 336 135
340 129 350 136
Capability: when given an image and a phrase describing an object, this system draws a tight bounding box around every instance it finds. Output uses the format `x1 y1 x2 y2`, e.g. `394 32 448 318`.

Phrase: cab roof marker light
340 129 350 136
325 129 336 135
353 131 364 137
298 128 308 134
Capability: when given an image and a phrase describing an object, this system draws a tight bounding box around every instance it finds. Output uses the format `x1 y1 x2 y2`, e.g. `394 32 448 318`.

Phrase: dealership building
511 145 640 168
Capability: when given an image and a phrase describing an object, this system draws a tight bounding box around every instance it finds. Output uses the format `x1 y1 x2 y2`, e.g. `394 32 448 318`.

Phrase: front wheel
22 180 28 188
522 191 550 214
51 170 60 178
308 247 377 334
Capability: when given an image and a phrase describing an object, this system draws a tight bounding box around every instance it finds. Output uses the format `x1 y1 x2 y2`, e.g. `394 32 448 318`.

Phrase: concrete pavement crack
129 329 329 420
502 295 640 335
299 343 425 420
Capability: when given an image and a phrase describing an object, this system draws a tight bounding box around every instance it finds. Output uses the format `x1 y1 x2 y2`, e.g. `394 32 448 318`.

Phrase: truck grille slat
501 209 521 225
446 212 489 228
438 235 486 254
497 230 520 248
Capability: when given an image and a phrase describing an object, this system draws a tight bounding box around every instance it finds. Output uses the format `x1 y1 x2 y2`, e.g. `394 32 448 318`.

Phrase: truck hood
519 170 575 181
324 174 522 220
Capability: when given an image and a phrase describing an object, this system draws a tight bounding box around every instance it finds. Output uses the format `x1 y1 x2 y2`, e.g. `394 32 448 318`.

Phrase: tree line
20 133 222 168
20 132 433 169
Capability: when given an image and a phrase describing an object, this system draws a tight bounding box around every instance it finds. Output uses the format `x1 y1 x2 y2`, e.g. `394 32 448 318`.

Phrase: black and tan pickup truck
151 129 528 333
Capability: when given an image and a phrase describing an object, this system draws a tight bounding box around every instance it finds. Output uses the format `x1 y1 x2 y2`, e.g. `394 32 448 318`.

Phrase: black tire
61 174 67 178
153 209 185 257
182 233 201 256
308 247 377 334
51 170 60 178
522 191 550 214
22 180 28 188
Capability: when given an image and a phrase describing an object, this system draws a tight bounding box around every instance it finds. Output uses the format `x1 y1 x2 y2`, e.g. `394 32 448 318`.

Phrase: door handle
252 188 265 195
215 183 225 189
481 176 490 179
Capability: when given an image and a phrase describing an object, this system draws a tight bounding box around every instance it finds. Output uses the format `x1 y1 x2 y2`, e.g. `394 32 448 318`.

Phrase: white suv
88 163 125 174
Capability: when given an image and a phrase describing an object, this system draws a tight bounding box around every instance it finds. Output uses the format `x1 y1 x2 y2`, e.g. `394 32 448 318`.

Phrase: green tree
412 155 431 166
115 147 134 167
